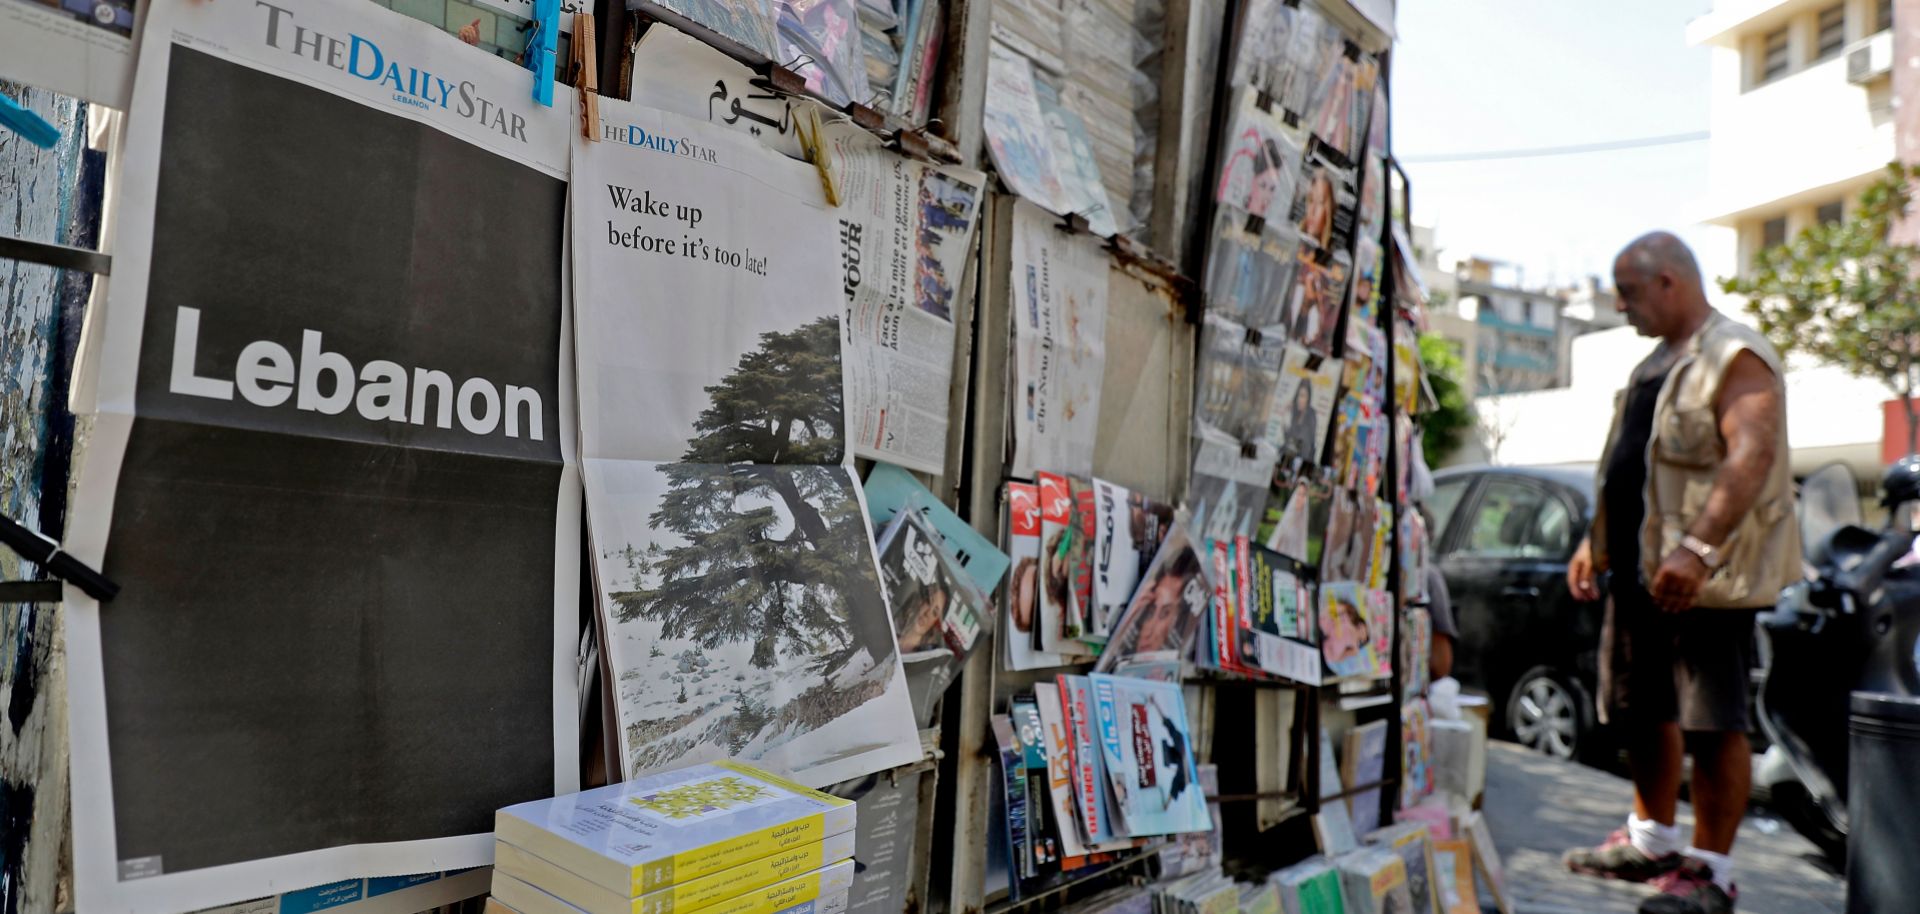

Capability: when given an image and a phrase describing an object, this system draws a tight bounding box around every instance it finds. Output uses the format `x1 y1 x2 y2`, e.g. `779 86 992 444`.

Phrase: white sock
1627 814 1682 857
1684 847 1735 892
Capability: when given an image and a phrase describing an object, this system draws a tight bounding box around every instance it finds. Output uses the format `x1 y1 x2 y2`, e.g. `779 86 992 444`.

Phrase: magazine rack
0 0 1416 909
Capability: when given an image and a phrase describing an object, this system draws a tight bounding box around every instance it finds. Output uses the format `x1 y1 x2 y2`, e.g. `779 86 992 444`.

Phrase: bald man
1561 233 1800 914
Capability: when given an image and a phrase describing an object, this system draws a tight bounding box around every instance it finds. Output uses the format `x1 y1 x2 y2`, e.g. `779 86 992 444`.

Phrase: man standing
1561 233 1800 914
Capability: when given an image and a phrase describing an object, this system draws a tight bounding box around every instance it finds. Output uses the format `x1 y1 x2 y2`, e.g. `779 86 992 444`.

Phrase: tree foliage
1722 162 1920 452
610 316 894 679
1417 333 1471 467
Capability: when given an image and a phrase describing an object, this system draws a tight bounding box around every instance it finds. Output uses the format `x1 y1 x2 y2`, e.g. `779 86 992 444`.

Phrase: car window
1459 479 1573 559
1426 478 1470 545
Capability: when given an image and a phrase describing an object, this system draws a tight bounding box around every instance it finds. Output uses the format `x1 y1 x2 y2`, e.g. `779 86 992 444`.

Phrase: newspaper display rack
0 0 1459 912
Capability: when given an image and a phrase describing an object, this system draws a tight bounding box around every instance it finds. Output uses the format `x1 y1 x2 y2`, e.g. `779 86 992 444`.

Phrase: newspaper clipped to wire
827 123 985 474
573 96 921 789
63 2 580 911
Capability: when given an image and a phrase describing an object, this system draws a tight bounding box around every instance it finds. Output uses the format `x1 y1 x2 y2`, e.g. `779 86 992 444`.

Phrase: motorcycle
1754 458 1920 864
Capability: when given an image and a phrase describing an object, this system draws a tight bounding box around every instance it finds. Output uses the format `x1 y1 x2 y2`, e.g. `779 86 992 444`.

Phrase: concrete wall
1701 34 1892 227
1459 323 1890 479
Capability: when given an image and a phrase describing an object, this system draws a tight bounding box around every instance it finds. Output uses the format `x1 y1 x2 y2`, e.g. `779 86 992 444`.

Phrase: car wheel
1507 666 1588 760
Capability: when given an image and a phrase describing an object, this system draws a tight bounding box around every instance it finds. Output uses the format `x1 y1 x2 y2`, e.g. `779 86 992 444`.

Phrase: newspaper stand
0 0 1418 911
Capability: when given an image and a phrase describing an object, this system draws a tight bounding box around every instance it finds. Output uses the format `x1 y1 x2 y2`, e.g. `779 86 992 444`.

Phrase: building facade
1410 227 1616 400
1689 0 1896 273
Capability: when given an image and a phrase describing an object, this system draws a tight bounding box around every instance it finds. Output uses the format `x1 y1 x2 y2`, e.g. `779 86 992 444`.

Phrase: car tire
1506 666 1592 761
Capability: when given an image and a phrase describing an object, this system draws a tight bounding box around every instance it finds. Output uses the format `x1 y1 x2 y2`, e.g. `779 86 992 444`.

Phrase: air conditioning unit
1847 30 1894 85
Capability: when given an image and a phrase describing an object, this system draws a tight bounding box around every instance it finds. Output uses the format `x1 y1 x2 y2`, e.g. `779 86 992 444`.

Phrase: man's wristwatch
1679 534 1727 571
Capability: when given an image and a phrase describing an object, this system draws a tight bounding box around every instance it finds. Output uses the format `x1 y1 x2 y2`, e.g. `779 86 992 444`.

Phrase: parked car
1428 464 1605 761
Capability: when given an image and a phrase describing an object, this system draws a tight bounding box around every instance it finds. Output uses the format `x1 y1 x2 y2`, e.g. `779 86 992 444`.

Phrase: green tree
1417 333 1471 467
610 317 895 679
1724 162 1920 453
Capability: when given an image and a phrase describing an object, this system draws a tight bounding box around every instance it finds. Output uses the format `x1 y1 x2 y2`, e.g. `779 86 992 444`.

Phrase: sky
1391 0 1723 286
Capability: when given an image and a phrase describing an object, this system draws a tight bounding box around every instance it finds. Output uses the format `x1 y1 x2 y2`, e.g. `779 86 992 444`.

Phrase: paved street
1479 742 1844 914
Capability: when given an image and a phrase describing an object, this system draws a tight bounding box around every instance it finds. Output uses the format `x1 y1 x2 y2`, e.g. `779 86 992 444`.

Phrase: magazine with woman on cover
1318 583 1390 680
1268 344 1340 463
1285 250 1350 357
1215 88 1303 223
1257 461 1332 569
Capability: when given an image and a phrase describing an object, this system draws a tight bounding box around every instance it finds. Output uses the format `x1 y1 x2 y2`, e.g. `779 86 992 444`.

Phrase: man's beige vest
1590 311 1802 609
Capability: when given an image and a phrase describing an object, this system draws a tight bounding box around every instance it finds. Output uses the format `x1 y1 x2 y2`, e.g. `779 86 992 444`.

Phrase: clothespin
0 514 117 601
1057 211 1091 235
1244 326 1263 348
527 0 560 106
1240 441 1260 460
1305 352 1326 371
1282 110 1301 129
754 61 811 98
888 127 932 160
848 103 885 131
1255 90 1275 114
571 10 599 140
1245 213 1266 236
0 94 58 149
794 107 840 207
1313 246 1333 267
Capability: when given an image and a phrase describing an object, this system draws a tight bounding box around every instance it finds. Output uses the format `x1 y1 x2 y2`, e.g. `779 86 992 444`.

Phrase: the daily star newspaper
0 0 580 106
828 124 986 474
61 2 579 912
573 97 921 789
626 33 983 477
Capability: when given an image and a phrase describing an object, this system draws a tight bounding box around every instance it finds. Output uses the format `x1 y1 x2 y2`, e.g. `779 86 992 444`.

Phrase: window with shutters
1759 27 1791 84
1762 216 1788 250
1816 5 1846 61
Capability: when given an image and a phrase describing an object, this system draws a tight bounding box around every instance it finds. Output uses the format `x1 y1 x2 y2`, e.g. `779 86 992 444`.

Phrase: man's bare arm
1689 350 1781 548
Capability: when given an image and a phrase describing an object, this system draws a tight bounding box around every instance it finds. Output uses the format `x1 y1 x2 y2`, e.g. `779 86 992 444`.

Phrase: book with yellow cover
490 861 855 914
495 761 856 897
495 829 856 914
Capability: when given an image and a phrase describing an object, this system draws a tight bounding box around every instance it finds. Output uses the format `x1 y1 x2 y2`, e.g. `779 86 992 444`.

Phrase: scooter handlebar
1830 530 1916 607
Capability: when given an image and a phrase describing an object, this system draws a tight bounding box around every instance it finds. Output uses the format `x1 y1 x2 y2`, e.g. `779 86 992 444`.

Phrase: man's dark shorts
1599 579 1759 733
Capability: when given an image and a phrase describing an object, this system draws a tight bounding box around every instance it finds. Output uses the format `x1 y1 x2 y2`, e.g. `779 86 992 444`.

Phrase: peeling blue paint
0 79 93 914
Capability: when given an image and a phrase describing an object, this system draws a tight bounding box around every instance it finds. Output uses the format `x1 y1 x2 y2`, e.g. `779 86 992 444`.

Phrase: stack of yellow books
487 761 858 914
